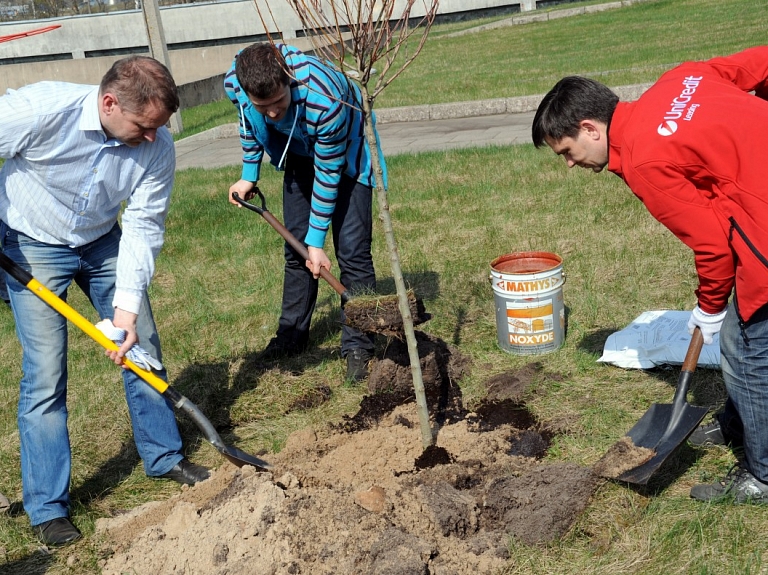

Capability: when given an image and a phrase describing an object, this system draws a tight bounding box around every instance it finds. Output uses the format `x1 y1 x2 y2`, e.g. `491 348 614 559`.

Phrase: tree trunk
359 87 434 450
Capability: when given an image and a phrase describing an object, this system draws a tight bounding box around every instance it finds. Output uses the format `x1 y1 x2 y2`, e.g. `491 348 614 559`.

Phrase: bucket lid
490 251 562 274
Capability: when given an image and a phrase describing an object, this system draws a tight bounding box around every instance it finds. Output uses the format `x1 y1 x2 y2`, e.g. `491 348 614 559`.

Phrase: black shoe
346 348 373 383
258 336 308 361
157 458 210 486
688 419 726 447
32 517 82 547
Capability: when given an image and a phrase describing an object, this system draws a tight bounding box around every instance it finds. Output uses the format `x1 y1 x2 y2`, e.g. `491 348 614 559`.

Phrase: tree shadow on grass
0 551 54 574
70 442 142 508
170 360 258 447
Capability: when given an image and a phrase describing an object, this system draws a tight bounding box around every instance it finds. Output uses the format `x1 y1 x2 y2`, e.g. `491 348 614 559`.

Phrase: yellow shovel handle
22 277 169 394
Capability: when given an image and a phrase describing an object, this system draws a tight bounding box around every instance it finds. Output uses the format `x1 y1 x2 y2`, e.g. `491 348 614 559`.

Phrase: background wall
0 0 535 94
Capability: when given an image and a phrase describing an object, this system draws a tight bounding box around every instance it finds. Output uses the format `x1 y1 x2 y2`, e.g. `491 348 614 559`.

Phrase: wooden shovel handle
682 326 705 373
232 191 349 301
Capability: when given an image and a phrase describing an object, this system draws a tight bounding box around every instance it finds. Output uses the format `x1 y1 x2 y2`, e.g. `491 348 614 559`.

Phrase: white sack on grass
598 310 721 370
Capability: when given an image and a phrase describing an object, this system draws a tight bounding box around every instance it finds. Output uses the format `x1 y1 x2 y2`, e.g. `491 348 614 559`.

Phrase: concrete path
174 110 538 171
173 81 655 172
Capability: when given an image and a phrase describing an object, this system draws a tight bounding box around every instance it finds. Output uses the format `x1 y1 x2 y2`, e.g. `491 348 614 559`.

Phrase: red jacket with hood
607 46 768 323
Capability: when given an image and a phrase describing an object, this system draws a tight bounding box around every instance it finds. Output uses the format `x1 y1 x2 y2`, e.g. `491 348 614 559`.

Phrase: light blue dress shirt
0 81 176 314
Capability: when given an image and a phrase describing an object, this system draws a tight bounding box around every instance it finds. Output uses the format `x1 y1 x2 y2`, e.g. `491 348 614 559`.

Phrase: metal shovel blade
167 387 272 471
615 328 709 485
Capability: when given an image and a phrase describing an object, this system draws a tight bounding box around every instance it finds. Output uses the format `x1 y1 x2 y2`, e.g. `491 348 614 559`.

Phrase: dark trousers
276 154 375 356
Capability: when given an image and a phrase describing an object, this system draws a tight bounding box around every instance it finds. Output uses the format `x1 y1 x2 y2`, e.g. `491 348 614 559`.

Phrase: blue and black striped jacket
224 44 387 248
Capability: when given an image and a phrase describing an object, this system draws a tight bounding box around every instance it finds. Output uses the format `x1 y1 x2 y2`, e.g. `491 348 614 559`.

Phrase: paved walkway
174 81 654 171
174 110 538 171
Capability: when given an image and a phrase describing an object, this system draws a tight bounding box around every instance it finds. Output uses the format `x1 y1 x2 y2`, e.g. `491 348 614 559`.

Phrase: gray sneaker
688 419 726 447
690 464 768 504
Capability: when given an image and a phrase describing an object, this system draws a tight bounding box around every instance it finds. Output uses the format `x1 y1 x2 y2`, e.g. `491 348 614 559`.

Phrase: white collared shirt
0 81 175 314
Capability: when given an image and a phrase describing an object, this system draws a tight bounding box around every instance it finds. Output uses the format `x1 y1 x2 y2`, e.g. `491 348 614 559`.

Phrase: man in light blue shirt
0 56 209 547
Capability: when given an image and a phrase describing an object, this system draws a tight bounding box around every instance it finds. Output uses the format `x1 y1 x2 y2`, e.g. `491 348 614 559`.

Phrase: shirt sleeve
705 46 768 100
626 161 734 314
305 100 348 248
0 86 39 160
113 132 176 314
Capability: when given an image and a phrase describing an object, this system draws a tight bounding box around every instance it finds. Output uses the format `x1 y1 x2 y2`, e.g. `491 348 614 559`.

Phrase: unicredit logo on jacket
657 75 703 136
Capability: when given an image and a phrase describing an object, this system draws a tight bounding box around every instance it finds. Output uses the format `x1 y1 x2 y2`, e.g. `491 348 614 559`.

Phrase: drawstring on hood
278 108 299 170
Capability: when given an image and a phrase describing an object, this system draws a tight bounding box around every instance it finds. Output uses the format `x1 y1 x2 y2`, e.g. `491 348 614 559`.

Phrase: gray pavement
174 109 538 172
174 82 653 171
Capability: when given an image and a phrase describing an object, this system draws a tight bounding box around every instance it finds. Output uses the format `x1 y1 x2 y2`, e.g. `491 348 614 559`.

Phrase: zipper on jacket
727 216 768 345
731 286 750 346
729 217 768 268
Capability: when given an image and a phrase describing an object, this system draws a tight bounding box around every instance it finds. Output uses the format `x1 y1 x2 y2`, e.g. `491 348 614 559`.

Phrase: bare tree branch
251 0 440 450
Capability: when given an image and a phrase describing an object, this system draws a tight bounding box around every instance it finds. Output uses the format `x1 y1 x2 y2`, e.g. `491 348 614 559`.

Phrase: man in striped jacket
225 43 386 381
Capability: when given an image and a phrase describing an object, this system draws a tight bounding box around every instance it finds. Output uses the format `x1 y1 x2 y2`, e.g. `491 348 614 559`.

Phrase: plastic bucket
489 251 565 355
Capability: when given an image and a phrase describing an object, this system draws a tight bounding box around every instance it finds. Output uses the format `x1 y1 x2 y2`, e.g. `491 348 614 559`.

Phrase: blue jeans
1 223 183 526
719 300 768 482
277 153 375 356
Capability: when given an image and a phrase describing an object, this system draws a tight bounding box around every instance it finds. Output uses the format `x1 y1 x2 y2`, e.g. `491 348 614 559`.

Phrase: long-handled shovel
232 189 428 335
0 252 271 471
233 189 353 304
614 326 709 485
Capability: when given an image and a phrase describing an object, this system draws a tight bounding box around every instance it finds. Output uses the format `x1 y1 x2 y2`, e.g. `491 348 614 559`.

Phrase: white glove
95 319 163 371
687 305 727 345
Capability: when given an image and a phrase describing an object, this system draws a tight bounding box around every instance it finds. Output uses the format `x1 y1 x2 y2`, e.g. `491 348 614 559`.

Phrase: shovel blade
220 445 272 471
616 402 709 485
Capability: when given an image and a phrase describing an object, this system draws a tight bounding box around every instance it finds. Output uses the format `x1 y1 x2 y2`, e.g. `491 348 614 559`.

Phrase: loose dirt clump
480 463 599 546
368 331 470 398
483 363 545 403
97 363 603 575
592 436 656 479
340 331 469 433
344 290 430 336
414 444 453 469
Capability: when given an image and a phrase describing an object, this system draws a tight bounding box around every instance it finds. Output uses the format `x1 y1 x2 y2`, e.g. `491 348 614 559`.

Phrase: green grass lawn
178 0 766 139
2 0 767 572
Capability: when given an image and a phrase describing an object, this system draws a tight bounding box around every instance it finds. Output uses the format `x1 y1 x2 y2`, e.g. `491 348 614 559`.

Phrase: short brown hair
235 43 290 99
532 76 618 148
100 56 179 115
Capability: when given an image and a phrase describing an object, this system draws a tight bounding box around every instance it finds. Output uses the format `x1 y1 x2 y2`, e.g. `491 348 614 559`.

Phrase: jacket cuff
304 227 327 249
241 163 260 183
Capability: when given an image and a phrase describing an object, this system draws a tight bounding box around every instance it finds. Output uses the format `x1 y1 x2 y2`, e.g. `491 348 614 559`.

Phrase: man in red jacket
532 46 768 504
